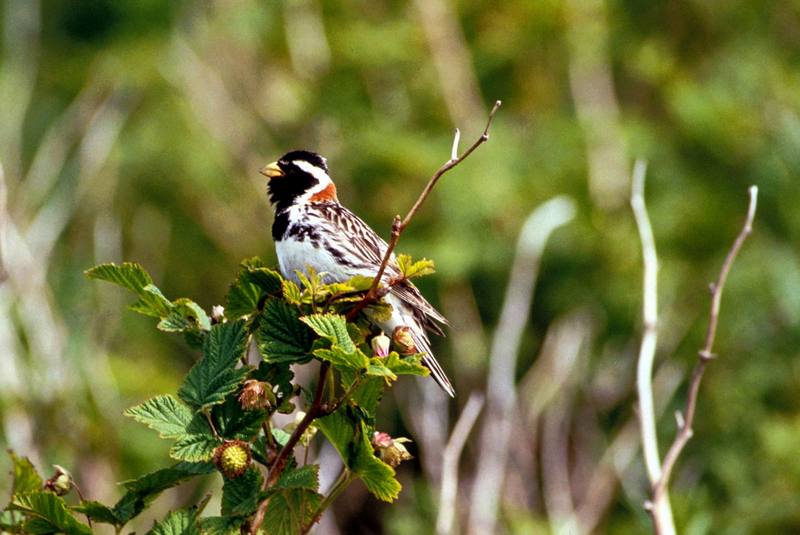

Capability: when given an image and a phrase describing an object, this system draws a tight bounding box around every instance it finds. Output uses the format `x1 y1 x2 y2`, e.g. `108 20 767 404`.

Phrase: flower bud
372 431 413 467
392 326 417 355
213 440 252 479
211 305 225 323
44 465 73 496
238 379 275 410
371 332 391 357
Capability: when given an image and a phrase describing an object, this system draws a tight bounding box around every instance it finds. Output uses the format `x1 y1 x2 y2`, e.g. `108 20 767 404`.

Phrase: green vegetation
1 1 799 533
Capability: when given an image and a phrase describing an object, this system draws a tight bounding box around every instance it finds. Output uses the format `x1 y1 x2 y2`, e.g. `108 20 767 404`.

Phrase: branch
652 185 758 506
436 392 484 535
249 361 331 534
630 160 665 485
346 100 502 321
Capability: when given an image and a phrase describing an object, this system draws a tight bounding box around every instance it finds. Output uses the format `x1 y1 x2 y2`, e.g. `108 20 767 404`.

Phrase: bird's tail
409 328 455 398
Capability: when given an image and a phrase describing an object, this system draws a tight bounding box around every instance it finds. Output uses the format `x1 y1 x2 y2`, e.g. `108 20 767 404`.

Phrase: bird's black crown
278 150 328 173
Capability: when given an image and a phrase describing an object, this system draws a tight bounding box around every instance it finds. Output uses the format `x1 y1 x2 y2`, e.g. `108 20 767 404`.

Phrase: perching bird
260 150 455 397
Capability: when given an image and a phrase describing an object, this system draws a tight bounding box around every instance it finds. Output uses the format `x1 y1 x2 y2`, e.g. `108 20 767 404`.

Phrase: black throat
267 171 319 213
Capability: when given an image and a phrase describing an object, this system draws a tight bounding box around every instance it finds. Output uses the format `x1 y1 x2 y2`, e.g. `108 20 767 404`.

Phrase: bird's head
260 150 338 210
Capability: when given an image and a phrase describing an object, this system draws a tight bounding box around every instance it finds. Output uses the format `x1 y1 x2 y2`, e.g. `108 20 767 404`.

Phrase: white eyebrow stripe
294 160 330 183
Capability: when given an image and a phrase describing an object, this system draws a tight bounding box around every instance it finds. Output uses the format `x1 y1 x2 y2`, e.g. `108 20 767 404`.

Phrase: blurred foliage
1 0 800 533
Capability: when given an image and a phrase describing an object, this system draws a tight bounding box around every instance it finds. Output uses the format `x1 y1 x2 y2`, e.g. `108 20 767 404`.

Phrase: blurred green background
1 0 799 533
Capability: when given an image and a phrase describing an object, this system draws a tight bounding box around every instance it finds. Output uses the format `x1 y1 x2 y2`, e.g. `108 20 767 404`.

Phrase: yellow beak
259 161 284 179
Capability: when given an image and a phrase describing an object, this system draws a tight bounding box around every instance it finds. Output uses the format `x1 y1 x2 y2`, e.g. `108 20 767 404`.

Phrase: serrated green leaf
213 397 267 440
199 516 243 535
263 488 321 535
300 314 356 353
11 492 92 535
221 468 262 516
85 262 152 292
275 465 319 491
124 395 194 439
71 501 119 525
313 347 370 370
158 298 211 332
281 279 303 305
226 260 283 319
8 451 43 497
316 409 357 465
179 320 250 410
350 376 386 417
147 497 209 535
128 285 172 318
256 300 313 363
170 434 220 462
395 254 436 279
148 508 199 535
114 462 214 524
352 421 401 502
366 359 397 381
384 352 430 376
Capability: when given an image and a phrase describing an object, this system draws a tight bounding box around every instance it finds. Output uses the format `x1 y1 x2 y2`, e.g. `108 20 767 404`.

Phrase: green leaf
313 346 370 370
148 508 199 535
158 298 211 332
170 434 220 462
300 314 357 353
352 421 401 502
225 260 283 319
0 509 25 531
11 492 92 535
147 497 209 535
85 262 152 293
124 395 194 439
317 411 401 502
316 409 357 465
275 465 319 491
350 376 386 417
199 516 243 535
113 462 214 525
8 451 43 497
179 320 250 410
71 501 119 525
221 468 263 516
383 352 430 377
366 359 397 381
272 428 292 447
213 397 267 440
395 254 436 279
256 300 313 364
86 261 171 317
263 488 321 535
281 279 303 305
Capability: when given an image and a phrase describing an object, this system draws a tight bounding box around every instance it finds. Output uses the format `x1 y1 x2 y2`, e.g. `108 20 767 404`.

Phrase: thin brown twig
650 185 758 510
250 361 331 534
346 100 502 321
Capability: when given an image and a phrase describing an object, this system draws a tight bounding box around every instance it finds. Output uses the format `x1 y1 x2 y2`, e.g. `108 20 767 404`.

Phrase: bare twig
347 100 502 321
436 392 484 535
651 186 758 510
468 196 576 535
632 177 758 535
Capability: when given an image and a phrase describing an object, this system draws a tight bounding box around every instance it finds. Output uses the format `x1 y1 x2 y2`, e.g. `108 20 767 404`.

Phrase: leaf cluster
3 257 433 533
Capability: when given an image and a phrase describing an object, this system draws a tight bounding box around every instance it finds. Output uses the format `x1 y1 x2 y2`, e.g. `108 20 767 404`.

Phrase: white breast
275 238 351 284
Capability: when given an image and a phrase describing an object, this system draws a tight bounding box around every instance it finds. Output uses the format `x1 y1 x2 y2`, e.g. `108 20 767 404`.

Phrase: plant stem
346 100 501 321
301 468 356 534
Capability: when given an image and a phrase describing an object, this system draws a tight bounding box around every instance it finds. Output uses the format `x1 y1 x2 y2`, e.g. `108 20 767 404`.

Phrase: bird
259 150 455 397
